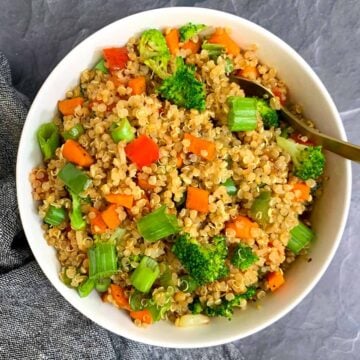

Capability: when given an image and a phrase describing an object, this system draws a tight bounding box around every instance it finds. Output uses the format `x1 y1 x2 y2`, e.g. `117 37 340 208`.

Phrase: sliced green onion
78 277 95 297
225 58 234 75
179 275 199 293
58 163 92 195
94 58 108 74
227 97 257 132
68 189 86 230
109 228 126 243
137 205 180 242
287 222 314 254
95 278 111 292
130 256 160 293
110 118 135 143
129 290 147 311
222 178 237 196
146 303 162 322
44 205 66 226
159 263 175 287
37 122 60 161
88 242 118 280
250 190 271 225
202 42 225 59
63 124 85 140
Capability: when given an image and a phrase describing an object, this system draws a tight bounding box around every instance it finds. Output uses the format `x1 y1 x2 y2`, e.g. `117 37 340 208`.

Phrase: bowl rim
16 6 352 348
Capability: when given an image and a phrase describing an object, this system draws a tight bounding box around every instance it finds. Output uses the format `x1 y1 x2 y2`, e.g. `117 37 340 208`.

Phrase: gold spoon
230 76 360 162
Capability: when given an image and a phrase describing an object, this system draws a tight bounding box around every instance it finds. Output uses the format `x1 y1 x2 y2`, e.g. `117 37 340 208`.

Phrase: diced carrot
238 66 259 80
105 193 134 209
267 271 285 292
58 97 84 116
226 215 259 239
292 182 310 202
89 207 107 234
186 186 209 214
181 39 201 54
103 47 129 72
128 76 146 95
272 86 287 106
184 133 216 161
166 28 180 55
125 135 159 168
109 75 123 87
176 153 183 168
101 204 121 229
62 139 94 167
129 309 153 324
109 284 131 310
137 176 156 191
208 28 240 56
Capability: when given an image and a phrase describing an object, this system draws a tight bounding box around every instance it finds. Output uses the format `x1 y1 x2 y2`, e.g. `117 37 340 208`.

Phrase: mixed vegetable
35 22 325 327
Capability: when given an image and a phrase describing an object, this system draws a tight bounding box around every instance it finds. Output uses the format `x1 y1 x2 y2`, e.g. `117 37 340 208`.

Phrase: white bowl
16 7 351 348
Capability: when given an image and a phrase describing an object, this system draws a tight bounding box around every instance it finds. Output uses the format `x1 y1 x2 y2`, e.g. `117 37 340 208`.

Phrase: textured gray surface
0 0 359 359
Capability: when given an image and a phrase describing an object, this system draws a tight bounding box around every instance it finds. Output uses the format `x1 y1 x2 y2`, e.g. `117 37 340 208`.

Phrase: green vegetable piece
129 290 148 311
222 178 237 196
68 189 86 231
139 29 170 79
276 136 325 180
201 42 225 59
204 286 256 319
95 278 111 292
137 205 180 242
78 277 95 298
88 242 118 280
44 205 66 226
225 58 234 75
179 22 206 42
172 233 229 285
158 264 176 287
63 124 85 140
109 227 126 243
130 256 160 293
58 163 92 195
287 222 314 254
256 98 279 129
179 275 199 293
250 190 271 225
94 58 108 74
227 96 258 132
189 298 203 314
231 244 259 271
110 118 135 143
158 57 206 111
37 122 60 161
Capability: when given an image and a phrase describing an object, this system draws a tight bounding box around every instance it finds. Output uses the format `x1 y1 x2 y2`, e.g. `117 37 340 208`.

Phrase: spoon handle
281 107 360 162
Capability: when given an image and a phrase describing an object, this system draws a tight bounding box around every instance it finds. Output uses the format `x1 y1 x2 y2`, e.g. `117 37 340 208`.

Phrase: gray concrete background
1 0 359 359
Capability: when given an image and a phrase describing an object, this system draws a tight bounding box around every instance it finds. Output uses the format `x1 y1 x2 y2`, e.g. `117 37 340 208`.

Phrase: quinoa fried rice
30 24 324 327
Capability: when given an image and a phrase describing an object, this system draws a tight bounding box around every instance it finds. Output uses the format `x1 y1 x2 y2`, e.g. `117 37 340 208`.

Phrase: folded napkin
0 51 244 360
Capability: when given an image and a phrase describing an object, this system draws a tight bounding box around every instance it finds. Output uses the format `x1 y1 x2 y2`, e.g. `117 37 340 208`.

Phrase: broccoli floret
276 136 325 180
203 287 257 319
188 298 203 314
179 22 206 42
256 98 279 129
231 244 259 271
172 233 229 285
139 29 170 79
158 57 206 111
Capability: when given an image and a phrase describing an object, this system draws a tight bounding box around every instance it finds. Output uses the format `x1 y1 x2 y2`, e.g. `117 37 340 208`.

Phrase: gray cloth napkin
0 51 244 360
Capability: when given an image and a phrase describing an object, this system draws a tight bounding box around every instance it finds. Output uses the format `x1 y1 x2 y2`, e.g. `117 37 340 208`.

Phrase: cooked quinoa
30 24 324 327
